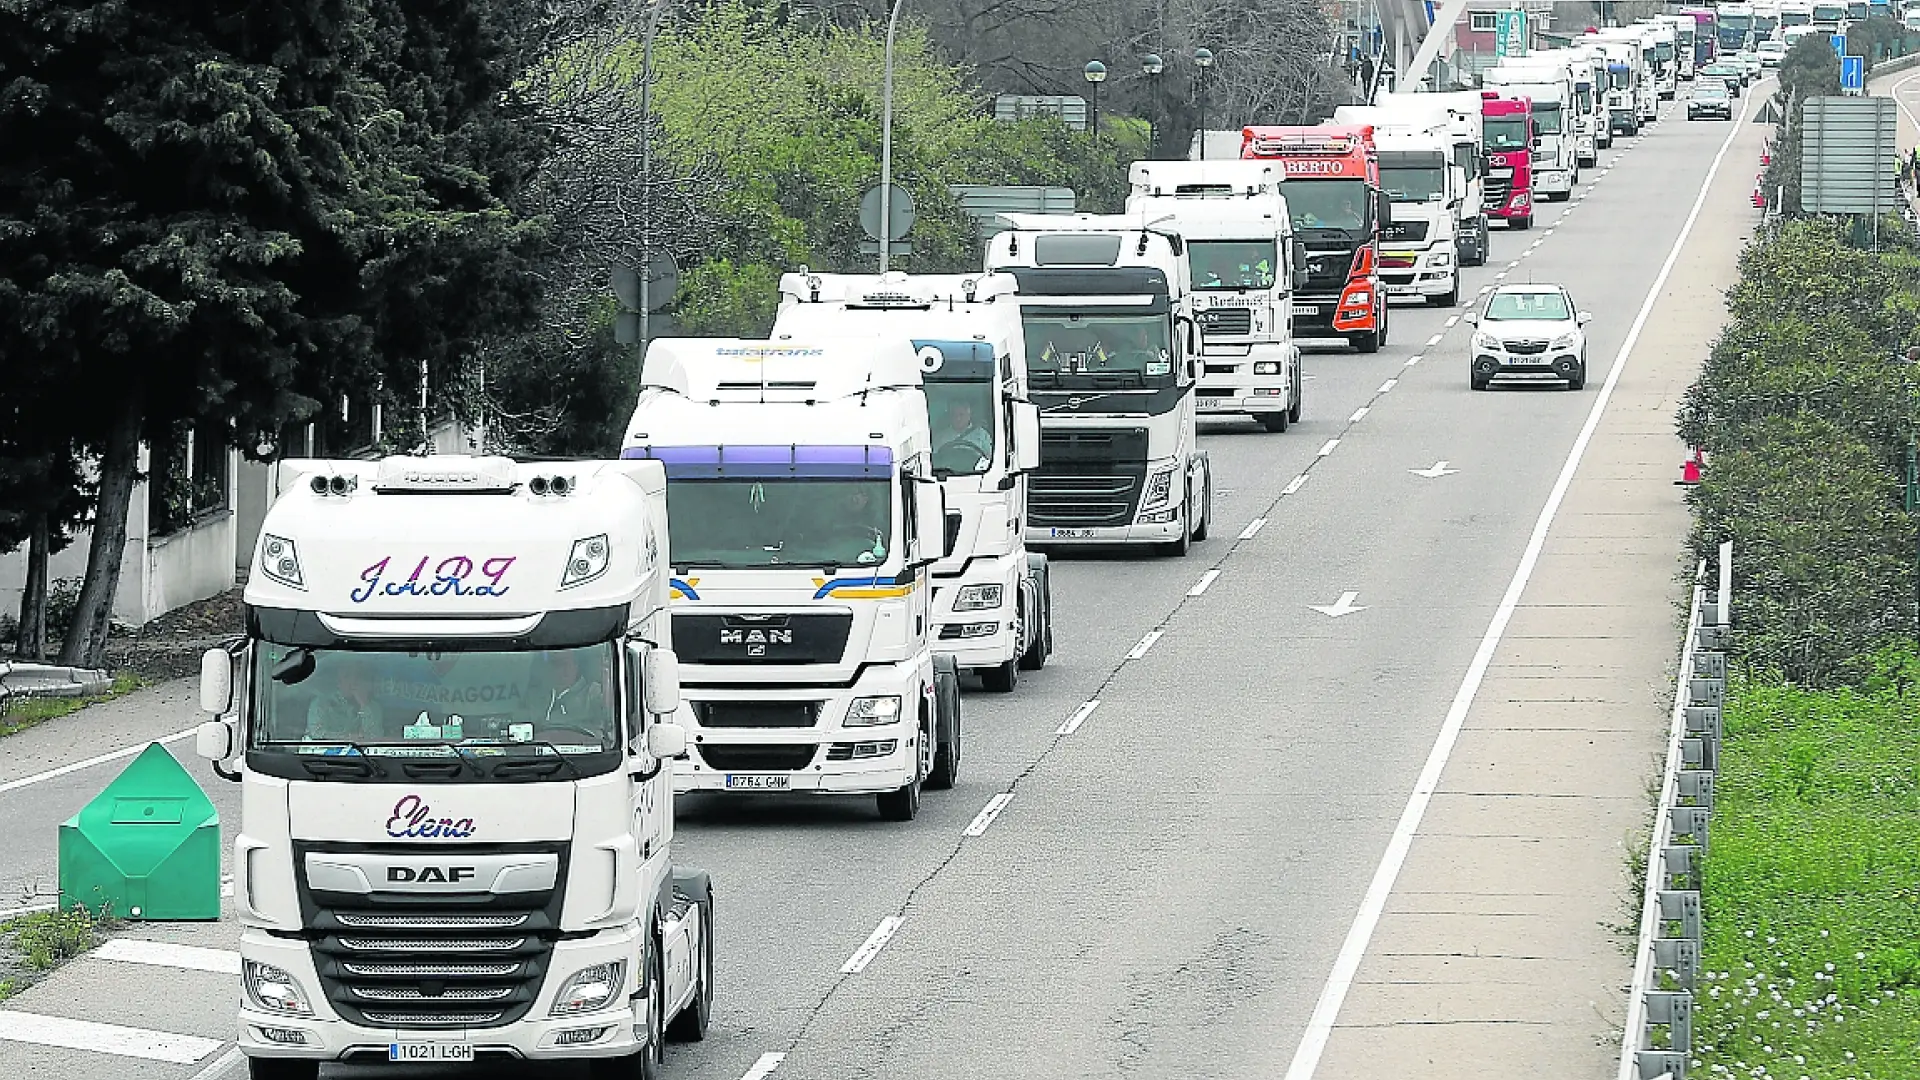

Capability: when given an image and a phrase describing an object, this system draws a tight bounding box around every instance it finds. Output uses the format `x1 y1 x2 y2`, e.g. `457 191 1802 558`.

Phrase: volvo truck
1126 159 1307 430
1240 124 1393 352
621 337 964 821
191 452 714 1080
769 270 1055 692
983 212 1214 555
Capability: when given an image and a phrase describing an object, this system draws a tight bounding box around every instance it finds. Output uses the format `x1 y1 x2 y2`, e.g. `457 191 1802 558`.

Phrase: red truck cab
1239 124 1391 353
1480 91 1536 230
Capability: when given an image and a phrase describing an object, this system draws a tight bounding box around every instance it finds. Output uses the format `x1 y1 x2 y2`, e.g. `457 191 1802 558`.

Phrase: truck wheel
1428 279 1458 307
1349 330 1380 353
981 600 1020 693
1514 215 1533 231
590 945 666 1079
927 660 961 788
876 714 930 819
247 1060 318 1080
1256 412 1288 432
1288 367 1303 423
1018 561 1049 671
1192 466 1211 543
666 884 713 1042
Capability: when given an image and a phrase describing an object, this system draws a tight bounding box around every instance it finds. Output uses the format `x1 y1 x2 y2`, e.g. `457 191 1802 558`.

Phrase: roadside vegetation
1678 218 1920 1077
0 907 112 1004
0 673 142 739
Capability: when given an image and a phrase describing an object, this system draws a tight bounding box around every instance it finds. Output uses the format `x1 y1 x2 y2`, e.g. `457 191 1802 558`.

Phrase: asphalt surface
0 90 1739 1080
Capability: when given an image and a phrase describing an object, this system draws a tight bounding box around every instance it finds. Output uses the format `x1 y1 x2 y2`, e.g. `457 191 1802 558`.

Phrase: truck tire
926 657 962 788
876 712 930 819
1017 558 1050 671
1191 463 1212 543
248 1060 318 1080
1350 329 1380 353
1162 488 1193 557
1288 366 1303 423
666 872 713 1042
1256 411 1289 432
1428 278 1459 307
1514 215 1533 231
982 598 1020 692
589 943 666 1079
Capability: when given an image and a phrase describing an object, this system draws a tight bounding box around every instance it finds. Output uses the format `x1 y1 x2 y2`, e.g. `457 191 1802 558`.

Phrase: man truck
983 212 1215 555
1125 160 1308 430
1377 88 1494 265
620 337 964 821
1331 104 1468 306
769 270 1056 692
191 452 714 1080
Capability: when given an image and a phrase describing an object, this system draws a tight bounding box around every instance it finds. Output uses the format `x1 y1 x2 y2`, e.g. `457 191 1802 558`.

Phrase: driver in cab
1300 195 1361 229
538 650 607 726
806 485 889 564
935 399 992 463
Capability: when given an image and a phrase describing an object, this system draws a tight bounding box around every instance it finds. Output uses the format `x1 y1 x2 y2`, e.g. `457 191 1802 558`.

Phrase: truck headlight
846 696 903 727
1474 332 1500 352
244 961 314 1017
952 583 1003 611
550 960 626 1017
260 535 306 591
1141 466 1176 509
560 534 610 589
1253 361 1282 375
1430 252 1452 267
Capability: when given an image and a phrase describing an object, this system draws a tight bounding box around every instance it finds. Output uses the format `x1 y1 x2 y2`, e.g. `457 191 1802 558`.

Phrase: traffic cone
1676 447 1704 486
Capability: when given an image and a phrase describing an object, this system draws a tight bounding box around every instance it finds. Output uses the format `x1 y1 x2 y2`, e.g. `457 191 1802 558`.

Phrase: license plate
1292 304 1320 316
1511 355 1548 365
390 1043 474 1063
1489 167 1513 178
724 773 791 790
1049 528 1098 539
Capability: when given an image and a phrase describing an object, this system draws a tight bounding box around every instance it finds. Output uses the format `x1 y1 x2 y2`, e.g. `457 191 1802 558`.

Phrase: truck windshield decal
351 555 514 604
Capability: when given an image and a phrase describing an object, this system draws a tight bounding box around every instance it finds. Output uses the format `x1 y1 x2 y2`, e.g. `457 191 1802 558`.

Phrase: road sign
611 251 678 314
1832 32 1846 57
1495 10 1529 57
859 183 915 241
1842 54 1865 93
1801 95 1897 213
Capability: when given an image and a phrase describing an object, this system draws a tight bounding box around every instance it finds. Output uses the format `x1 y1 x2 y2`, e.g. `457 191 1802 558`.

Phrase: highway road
0 87 1745 1080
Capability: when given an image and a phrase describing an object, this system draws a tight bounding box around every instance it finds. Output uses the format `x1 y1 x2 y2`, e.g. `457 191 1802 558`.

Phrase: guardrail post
1645 989 1694 1056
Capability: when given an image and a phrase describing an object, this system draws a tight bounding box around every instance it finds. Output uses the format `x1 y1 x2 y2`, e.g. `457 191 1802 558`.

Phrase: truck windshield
1379 165 1445 202
1024 313 1173 384
666 478 892 568
1276 179 1369 229
1188 241 1278 289
251 642 619 752
1814 3 1843 17
1575 86 1592 110
1530 103 1563 133
1484 118 1528 149
924 374 997 477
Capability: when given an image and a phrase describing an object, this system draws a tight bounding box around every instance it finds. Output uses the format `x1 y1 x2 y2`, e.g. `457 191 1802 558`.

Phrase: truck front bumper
1196 346 1293 417
235 928 648 1063
930 561 1019 669
672 670 928 795
1027 515 1184 547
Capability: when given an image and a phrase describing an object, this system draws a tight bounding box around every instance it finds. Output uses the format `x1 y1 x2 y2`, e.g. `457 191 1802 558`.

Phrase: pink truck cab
1480 91 1536 230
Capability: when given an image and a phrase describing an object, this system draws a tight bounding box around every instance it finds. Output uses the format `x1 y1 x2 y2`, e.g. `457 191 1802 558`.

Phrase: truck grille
1030 429 1149 529
693 701 821 728
1301 245 1355 292
1485 175 1512 207
672 613 853 665
1383 219 1430 243
296 841 567 1032
1199 308 1253 336
1504 338 1550 354
698 744 819 771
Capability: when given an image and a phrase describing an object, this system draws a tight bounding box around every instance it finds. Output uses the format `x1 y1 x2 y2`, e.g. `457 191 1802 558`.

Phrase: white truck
1333 103 1470 305
191 452 713 1080
1125 160 1307 431
1556 47 1612 163
984 212 1214 556
1633 19 1681 98
621 337 964 821
1482 62 1579 201
769 270 1056 692
1377 89 1493 267
1588 30 1659 128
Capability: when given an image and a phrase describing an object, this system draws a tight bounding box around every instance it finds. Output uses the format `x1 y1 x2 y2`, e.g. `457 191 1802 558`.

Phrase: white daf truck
621 337 963 821
984 212 1214 556
1331 104 1468 306
1125 160 1306 432
191 453 712 1080
769 270 1055 692
1482 61 1579 201
1377 89 1491 267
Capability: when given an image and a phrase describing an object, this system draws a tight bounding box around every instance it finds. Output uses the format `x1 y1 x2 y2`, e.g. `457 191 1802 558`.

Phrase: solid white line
1238 517 1267 540
1316 439 1339 457
1444 315 1459 327
1283 79 1753 1080
1283 474 1309 495
0 1010 223 1064
841 916 903 974
963 793 1015 837
1348 407 1369 423
1425 333 1443 347
1125 631 1162 660
1187 569 1222 596
741 1052 788 1080
1403 354 1421 367
93 938 241 975
0 729 197 795
184 1046 243 1080
1056 700 1100 735
1377 379 1396 393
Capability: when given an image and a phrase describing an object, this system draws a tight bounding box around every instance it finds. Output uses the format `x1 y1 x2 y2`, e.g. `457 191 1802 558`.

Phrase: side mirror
642 647 681 716
1450 164 1468 200
1375 191 1393 227
1577 311 1593 325
912 479 948 564
1462 310 1479 324
1012 401 1042 472
195 719 235 762
644 722 688 760
200 647 233 715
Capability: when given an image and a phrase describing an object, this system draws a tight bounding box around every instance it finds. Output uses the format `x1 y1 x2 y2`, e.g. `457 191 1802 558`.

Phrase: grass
0 907 112 1004
1693 668 1920 1080
0 672 143 738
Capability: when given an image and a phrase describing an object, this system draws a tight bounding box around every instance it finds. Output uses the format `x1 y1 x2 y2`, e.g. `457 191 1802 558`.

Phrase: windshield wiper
293 743 392 779
491 741 585 781
673 560 733 571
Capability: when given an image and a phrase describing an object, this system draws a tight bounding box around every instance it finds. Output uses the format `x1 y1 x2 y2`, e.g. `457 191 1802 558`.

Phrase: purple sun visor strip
620 443 895 479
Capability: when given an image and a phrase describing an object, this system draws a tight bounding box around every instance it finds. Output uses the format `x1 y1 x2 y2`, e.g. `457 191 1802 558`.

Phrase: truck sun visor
619 443 896 479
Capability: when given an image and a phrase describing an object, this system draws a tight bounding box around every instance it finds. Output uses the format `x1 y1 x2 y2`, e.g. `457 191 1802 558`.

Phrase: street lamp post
1084 60 1106 135
879 0 908 272
638 0 670 351
1194 47 1214 159
1142 53 1164 157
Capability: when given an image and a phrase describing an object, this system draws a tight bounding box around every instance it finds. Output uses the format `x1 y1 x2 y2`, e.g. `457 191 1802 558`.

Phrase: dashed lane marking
0 1011 223 1064
1056 700 1100 735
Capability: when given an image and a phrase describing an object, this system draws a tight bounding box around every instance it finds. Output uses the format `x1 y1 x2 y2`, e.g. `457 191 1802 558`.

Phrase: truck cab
1376 89 1494 266
191 453 713 1080
621 337 963 821
1564 47 1613 159
1328 107 1467 306
983 213 1215 556
1125 160 1308 430
1479 92 1536 230
1239 124 1393 352
1482 63 1579 200
769 270 1055 692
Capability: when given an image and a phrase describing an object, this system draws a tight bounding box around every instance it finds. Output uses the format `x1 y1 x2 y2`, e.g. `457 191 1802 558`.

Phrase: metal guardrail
1615 539 1733 1080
